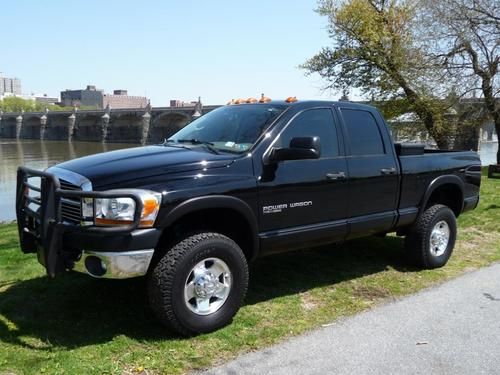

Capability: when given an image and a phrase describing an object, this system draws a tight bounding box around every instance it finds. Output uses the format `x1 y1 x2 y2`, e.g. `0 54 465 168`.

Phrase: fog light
85 256 107 277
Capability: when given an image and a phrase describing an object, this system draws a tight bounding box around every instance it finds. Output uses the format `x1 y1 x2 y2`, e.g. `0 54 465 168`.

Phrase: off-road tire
148 232 248 336
405 204 457 269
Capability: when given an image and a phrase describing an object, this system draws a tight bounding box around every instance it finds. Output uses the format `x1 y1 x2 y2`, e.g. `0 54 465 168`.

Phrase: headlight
83 189 162 228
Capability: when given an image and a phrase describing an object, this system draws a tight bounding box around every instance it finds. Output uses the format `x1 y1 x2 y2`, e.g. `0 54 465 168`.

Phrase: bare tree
431 0 500 163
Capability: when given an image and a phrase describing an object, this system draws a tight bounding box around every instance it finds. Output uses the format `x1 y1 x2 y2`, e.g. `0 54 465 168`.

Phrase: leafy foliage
0 97 48 112
0 97 97 113
302 0 471 148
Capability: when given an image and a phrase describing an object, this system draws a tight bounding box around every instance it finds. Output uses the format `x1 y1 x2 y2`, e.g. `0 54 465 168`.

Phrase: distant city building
61 85 148 109
170 99 198 108
0 74 22 95
61 85 104 107
103 90 148 109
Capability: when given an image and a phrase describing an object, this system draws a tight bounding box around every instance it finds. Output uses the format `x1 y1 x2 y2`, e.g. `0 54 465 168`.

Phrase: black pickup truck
16 100 481 335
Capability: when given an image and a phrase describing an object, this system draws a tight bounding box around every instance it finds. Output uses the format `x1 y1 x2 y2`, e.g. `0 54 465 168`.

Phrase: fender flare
159 195 260 260
419 175 464 216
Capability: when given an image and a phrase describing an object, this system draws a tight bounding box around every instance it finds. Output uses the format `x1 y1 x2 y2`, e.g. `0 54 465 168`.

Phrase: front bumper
16 166 160 278
73 249 154 278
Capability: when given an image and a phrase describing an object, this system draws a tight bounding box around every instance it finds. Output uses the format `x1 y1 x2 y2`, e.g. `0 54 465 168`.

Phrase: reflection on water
479 141 498 166
0 139 135 222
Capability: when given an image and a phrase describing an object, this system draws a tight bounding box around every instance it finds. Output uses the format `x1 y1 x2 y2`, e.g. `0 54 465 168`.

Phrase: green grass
0 172 499 374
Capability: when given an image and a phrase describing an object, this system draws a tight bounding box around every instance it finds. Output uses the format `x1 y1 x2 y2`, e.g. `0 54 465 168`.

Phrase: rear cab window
340 109 385 155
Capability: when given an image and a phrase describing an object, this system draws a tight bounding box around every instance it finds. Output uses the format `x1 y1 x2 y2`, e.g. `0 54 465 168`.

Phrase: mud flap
44 223 66 278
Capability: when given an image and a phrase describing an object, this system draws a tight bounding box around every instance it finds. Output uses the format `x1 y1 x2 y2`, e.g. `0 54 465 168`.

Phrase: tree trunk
415 105 449 149
394 73 449 149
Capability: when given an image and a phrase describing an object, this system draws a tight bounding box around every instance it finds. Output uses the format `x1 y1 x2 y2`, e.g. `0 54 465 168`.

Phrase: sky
1 0 344 106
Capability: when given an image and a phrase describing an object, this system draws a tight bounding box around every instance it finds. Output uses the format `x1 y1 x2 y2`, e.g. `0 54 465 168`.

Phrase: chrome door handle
380 168 396 175
326 171 346 180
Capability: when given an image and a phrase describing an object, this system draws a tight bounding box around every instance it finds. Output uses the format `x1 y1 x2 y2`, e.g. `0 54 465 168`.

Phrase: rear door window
341 109 385 155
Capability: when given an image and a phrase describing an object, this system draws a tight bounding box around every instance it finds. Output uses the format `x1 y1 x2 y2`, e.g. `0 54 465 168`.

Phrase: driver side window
275 108 339 158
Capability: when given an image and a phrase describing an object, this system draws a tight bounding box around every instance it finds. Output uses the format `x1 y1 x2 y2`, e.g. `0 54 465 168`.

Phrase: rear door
337 107 399 237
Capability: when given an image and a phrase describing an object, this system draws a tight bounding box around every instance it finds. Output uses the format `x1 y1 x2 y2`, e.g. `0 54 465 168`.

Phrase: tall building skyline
0 74 22 95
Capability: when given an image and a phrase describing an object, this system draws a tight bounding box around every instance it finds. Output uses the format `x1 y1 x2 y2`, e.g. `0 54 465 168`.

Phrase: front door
257 107 349 252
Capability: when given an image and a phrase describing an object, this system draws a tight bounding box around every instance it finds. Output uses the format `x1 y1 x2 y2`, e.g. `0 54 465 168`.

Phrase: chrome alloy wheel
184 257 232 315
429 220 450 257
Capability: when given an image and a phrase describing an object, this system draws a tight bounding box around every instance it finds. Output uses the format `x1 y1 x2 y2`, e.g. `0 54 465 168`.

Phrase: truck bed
396 143 481 226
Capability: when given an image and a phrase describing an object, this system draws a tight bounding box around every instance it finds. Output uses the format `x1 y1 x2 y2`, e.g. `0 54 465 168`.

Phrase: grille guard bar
16 166 144 277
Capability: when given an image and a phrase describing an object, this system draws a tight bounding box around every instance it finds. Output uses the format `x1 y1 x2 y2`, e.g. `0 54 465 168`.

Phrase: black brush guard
16 167 144 277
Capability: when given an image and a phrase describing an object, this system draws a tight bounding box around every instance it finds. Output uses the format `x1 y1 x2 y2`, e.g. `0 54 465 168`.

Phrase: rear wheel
148 232 248 336
405 204 457 269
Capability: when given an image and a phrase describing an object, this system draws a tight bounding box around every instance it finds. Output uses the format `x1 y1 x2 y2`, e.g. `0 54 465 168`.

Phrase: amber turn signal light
259 93 271 103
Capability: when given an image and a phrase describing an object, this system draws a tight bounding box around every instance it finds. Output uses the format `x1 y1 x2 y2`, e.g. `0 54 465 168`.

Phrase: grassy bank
0 174 498 374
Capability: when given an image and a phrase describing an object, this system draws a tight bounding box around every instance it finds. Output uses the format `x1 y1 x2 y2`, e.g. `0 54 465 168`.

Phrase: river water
0 138 498 221
0 139 135 222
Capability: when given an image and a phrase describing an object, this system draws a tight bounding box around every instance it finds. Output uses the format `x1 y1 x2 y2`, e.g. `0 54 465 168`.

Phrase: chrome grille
60 179 82 224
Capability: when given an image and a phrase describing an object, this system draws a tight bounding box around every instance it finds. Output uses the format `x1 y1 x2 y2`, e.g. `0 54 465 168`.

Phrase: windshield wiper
160 139 191 150
174 139 220 154
175 139 214 145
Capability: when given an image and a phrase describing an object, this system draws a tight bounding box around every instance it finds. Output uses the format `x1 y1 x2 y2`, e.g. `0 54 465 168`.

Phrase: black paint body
16 101 482 272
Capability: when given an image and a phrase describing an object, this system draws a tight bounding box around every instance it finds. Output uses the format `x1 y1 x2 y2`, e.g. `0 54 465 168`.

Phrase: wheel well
156 208 256 261
425 184 463 217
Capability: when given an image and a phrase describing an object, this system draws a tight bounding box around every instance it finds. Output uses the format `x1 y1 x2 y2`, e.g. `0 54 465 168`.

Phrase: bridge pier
68 110 77 141
15 114 23 139
40 110 49 140
141 111 151 145
101 111 110 143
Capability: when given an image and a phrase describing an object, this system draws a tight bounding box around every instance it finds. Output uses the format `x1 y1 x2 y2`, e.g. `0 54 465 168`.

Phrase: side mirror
268 136 321 163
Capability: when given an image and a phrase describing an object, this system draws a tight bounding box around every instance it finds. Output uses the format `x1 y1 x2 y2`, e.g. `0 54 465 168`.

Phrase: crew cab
15 99 481 335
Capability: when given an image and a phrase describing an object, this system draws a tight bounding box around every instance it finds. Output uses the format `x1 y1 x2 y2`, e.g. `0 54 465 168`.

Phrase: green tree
0 97 98 113
0 97 46 112
302 0 452 148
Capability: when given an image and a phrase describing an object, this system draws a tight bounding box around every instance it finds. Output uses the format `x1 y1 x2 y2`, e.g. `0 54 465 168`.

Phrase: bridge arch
22 116 42 139
148 111 190 143
108 114 144 143
0 116 18 138
75 115 103 141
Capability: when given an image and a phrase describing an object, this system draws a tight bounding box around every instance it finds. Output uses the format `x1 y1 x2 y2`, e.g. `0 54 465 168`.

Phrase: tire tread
405 204 456 269
148 232 248 336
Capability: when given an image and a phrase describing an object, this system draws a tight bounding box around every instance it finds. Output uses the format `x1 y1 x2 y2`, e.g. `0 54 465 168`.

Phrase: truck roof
230 100 377 112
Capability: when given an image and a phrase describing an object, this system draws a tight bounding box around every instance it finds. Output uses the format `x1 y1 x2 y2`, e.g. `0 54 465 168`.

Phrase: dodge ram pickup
15 99 481 335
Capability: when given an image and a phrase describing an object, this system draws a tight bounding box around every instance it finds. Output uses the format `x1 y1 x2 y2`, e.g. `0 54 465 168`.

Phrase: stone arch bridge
0 104 220 144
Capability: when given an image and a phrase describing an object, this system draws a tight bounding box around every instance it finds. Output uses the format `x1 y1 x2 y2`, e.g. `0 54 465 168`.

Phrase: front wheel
148 232 249 336
405 204 457 269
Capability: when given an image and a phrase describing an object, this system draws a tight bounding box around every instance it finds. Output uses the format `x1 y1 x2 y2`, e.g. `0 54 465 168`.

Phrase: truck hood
51 145 235 188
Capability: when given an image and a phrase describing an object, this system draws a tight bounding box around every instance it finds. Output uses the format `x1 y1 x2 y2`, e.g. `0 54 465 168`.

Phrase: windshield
169 104 287 154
